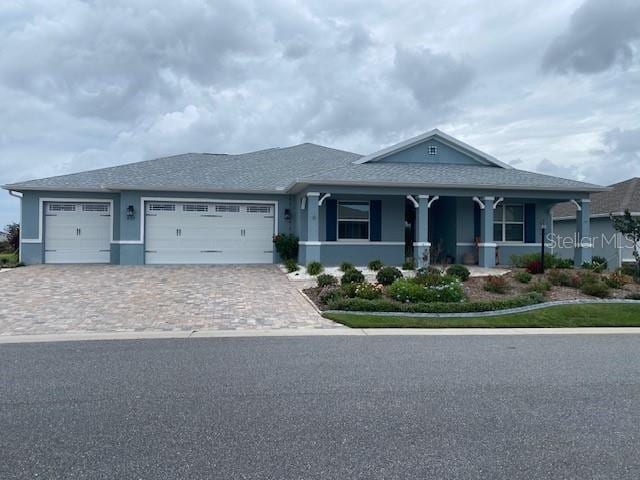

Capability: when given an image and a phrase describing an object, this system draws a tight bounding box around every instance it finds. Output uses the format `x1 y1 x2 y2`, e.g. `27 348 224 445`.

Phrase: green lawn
324 304 640 328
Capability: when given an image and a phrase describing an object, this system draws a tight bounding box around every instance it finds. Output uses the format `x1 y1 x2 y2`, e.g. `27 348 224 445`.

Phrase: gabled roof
352 128 512 168
3 132 605 194
553 177 640 219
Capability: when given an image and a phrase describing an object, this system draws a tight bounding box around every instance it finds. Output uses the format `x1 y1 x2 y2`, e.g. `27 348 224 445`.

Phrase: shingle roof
294 162 602 191
4 141 604 194
4 144 360 192
552 177 640 219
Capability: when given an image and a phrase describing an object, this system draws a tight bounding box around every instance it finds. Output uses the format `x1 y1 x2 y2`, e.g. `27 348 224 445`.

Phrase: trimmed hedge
327 293 545 313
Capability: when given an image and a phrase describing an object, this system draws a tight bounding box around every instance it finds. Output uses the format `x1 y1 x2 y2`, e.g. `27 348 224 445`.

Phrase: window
215 204 240 213
148 203 176 212
246 205 271 214
183 204 208 212
493 204 524 242
338 201 369 240
427 145 437 155
82 204 109 212
48 203 76 212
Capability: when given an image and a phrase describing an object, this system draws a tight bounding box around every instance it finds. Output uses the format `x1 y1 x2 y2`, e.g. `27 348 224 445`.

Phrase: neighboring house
552 178 640 269
0 231 7 243
3 129 604 267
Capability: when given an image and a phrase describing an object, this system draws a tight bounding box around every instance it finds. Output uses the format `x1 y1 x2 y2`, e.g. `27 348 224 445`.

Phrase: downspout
7 190 23 263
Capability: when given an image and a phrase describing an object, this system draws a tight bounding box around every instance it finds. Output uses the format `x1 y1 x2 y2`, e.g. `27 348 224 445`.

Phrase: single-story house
553 177 639 269
3 129 604 268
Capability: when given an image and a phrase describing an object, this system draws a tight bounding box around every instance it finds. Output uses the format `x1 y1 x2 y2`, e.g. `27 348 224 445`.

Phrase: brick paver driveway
0 265 336 335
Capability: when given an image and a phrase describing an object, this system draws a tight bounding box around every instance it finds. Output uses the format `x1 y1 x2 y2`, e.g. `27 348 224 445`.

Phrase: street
1 335 639 479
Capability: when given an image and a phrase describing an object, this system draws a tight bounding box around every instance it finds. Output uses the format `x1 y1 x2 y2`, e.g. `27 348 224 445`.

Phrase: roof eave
287 179 606 194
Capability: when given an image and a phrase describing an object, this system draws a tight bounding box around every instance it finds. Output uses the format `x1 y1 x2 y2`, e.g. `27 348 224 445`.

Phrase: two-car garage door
144 201 275 264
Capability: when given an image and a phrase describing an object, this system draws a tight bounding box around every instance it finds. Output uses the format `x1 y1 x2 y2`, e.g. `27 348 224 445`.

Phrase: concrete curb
2 325 640 344
324 299 640 318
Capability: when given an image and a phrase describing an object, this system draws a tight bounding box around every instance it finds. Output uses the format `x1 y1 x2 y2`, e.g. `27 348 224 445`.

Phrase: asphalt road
1 335 639 479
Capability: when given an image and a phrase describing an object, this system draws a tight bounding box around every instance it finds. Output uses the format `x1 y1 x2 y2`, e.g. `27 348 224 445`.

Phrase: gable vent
148 203 176 212
427 145 437 155
183 204 209 212
49 203 76 212
246 205 271 214
215 204 240 213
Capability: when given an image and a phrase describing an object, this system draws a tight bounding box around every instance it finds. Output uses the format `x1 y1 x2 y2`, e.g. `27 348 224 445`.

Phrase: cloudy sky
1 0 639 227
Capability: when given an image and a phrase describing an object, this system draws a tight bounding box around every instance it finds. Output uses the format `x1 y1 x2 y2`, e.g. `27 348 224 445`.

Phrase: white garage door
44 202 111 264
145 202 275 264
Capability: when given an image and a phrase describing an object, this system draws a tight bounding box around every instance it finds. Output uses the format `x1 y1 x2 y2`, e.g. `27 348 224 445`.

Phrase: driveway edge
2 326 640 344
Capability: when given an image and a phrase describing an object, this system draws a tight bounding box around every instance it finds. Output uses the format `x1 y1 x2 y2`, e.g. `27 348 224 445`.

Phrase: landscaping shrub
306 261 324 276
547 269 573 287
411 272 442 287
327 293 544 313
483 275 509 294
341 268 365 285
555 258 574 269
316 273 338 288
387 279 426 303
525 259 544 274
387 276 464 303
340 283 358 298
582 257 607 273
580 280 610 298
402 258 415 270
514 271 532 284
340 261 355 272
575 270 598 287
619 264 637 277
4 222 19 254
527 279 552 294
354 282 383 300
511 252 559 269
272 234 299 261
318 285 342 304
368 259 383 271
376 266 403 286
446 264 470 281
604 272 629 289
285 259 299 273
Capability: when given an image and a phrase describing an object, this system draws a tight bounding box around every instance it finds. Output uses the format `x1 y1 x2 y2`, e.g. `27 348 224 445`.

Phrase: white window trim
337 200 370 242
493 203 525 243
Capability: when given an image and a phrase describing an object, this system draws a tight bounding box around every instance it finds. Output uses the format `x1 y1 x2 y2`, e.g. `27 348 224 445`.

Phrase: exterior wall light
284 208 291 222
126 205 136 219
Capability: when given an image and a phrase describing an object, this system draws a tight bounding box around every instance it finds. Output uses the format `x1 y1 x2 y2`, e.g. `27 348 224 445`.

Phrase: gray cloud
542 0 640 74
393 46 474 109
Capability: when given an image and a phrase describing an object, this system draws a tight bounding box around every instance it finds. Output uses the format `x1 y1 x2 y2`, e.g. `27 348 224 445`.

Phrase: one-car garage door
44 202 111 263
144 201 275 264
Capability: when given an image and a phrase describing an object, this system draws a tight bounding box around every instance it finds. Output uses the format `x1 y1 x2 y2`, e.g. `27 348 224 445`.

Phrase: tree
611 210 640 281
5 222 19 253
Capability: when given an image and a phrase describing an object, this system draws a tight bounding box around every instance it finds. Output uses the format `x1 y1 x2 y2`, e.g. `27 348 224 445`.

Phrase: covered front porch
296 188 593 268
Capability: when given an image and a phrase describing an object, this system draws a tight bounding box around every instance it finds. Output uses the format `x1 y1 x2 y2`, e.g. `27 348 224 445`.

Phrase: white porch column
478 196 496 268
414 195 430 268
305 192 321 263
574 198 592 266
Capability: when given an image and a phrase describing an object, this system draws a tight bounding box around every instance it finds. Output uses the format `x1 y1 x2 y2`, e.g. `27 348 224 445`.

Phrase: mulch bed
304 268 640 311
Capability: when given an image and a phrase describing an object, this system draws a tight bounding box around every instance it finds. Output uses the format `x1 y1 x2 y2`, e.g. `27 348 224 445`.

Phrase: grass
323 304 640 328
0 252 18 266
